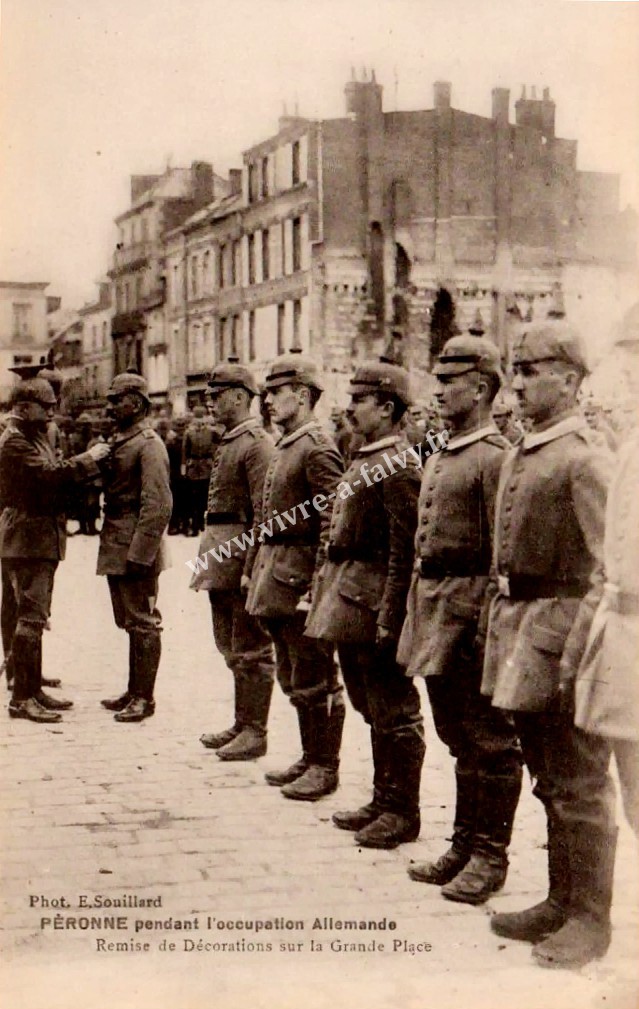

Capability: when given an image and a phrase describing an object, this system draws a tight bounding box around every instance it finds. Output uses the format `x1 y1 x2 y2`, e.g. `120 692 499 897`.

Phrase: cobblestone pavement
1 535 637 1009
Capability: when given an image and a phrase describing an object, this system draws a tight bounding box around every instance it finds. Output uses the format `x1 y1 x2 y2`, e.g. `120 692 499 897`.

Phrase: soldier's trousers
209 589 273 680
512 711 616 833
107 573 162 632
3 558 57 700
426 653 521 777
263 613 339 708
1 560 18 666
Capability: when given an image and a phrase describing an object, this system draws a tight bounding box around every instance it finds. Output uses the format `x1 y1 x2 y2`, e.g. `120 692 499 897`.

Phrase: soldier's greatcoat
397 424 507 676
575 433 639 741
97 421 172 576
482 413 611 712
246 420 343 619
306 434 420 643
190 418 274 592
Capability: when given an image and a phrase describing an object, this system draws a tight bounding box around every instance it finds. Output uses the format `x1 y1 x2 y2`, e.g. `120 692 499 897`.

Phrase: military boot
442 768 522 905
281 691 344 802
265 706 312 786
333 728 386 832
217 671 272 761
102 634 134 711
491 812 570 942
34 639 73 710
532 824 617 969
409 767 478 884
115 631 159 723
355 723 424 849
201 670 244 749
8 634 61 724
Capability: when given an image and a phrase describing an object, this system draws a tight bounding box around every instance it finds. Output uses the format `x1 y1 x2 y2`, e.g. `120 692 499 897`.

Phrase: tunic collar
111 419 149 446
277 419 319 449
354 434 401 457
446 424 499 453
521 413 584 452
222 417 260 442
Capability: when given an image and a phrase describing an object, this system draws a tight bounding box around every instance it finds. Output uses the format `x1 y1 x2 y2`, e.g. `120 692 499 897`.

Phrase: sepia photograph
0 1 638 1007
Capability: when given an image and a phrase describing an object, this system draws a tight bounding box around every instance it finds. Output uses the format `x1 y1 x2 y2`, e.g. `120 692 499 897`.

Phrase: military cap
513 321 589 374
38 367 64 394
263 354 324 392
77 412 93 423
11 377 57 407
434 335 503 383
106 372 151 402
349 359 413 406
207 360 259 396
8 357 47 380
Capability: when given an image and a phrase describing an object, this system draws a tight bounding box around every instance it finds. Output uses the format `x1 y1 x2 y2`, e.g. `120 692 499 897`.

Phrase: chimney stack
434 81 451 111
492 87 510 126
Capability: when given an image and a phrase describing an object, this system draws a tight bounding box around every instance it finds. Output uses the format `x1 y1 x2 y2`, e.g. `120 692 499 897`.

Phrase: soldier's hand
295 591 312 613
376 625 396 650
87 442 111 462
240 574 251 594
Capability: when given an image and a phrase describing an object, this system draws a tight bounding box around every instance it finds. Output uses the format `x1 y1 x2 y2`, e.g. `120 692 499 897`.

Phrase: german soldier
182 405 217 536
484 321 615 969
0 377 110 722
306 361 425 848
246 355 345 801
191 361 275 761
98 373 172 723
399 336 523 901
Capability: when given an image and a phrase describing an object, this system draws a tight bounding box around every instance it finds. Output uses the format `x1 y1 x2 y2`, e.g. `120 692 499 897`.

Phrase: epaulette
306 424 334 447
142 427 158 440
484 432 511 450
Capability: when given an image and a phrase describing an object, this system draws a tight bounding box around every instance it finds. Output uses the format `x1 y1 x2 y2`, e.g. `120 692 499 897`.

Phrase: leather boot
115 631 160 723
533 825 617 969
442 768 522 905
491 811 570 942
102 634 134 711
333 728 385 831
281 692 344 801
9 634 61 723
201 670 243 749
409 767 477 884
41 677 62 689
265 707 312 786
355 723 424 849
217 672 272 761
35 691 73 710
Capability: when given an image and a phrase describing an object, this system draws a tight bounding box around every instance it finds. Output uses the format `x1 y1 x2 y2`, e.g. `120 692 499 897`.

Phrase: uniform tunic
482 412 615 828
396 425 520 774
246 419 343 708
97 421 172 633
190 417 274 680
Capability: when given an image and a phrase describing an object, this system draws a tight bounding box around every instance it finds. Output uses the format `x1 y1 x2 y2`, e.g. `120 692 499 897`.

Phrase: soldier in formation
192 361 275 761
400 337 522 903
246 355 346 802
306 361 425 849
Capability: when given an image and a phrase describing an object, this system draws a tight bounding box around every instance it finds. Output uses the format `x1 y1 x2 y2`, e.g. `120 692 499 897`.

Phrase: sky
0 0 638 307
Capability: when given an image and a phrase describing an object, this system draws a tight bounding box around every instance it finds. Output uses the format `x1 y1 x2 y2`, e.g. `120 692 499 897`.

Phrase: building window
262 229 270 281
248 163 258 204
92 325 98 351
292 216 302 272
281 220 286 275
277 304 285 355
219 245 226 289
141 217 148 242
12 303 32 339
231 315 239 358
135 275 143 306
102 321 108 348
248 234 256 285
292 299 302 350
231 240 240 287
202 250 210 292
190 256 199 298
215 317 223 362
292 140 301 185
123 282 130 312
248 310 256 361
261 157 269 199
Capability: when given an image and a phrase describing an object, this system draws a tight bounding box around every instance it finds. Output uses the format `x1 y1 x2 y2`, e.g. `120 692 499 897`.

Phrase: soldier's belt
418 557 489 579
603 582 639 616
497 573 589 601
206 511 248 525
327 545 386 564
265 532 317 546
